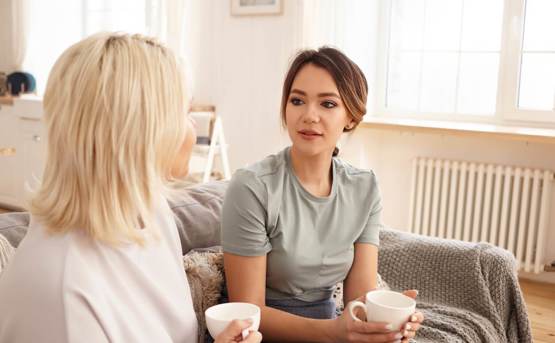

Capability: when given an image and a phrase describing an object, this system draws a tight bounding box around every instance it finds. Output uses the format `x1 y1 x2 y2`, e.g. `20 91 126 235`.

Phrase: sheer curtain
147 0 194 96
300 0 380 110
20 0 191 95
9 0 29 71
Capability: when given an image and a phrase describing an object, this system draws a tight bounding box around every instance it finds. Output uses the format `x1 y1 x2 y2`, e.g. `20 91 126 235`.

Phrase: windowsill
360 116 555 144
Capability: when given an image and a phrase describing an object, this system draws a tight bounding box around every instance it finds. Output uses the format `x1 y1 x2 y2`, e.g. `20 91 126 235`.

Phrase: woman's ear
345 121 355 130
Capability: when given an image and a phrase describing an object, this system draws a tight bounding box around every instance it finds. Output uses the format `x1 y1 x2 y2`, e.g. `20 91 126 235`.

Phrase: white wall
187 0 303 170
340 127 555 283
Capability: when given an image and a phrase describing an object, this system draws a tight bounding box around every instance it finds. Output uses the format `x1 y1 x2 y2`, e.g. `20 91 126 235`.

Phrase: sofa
0 181 532 343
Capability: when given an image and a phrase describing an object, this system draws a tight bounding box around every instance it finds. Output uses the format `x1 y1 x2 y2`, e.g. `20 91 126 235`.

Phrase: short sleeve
221 170 272 256
356 173 383 246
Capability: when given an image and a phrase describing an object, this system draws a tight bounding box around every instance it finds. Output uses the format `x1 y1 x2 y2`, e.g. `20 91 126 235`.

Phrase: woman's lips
298 130 323 140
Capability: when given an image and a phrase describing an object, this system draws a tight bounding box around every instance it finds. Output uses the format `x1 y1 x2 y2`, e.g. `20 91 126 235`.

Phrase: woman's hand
331 296 405 343
399 290 424 343
214 319 262 343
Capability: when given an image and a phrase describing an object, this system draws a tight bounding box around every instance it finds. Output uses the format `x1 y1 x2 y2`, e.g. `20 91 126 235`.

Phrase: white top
0 195 198 343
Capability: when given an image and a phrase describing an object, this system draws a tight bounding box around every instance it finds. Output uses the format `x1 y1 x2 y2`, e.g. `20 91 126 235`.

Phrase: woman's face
170 116 197 178
285 64 353 158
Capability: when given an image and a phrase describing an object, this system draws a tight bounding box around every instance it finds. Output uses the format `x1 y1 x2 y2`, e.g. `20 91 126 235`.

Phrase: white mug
205 302 261 339
348 290 416 331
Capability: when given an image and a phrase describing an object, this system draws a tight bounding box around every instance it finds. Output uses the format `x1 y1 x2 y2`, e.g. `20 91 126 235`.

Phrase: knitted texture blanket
378 229 532 343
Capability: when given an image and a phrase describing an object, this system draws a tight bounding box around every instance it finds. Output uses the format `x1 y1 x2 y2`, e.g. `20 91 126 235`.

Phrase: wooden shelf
0 95 14 106
360 117 555 144
0 148 16 156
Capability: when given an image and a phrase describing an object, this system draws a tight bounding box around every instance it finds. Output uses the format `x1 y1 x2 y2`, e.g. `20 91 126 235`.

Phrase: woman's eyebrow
290 89 340 99
317 92 340 99
290 88 306 95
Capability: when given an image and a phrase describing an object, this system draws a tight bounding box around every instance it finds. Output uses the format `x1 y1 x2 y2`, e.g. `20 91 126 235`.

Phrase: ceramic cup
205 302 261 339
347 290 416 331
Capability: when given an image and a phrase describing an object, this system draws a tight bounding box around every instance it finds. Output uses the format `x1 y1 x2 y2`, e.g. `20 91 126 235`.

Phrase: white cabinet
0 97 44 209
0 106 21 207
20 117 46 203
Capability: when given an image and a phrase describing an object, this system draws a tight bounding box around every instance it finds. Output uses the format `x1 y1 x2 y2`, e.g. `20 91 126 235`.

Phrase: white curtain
301 0 346 49
300 0 380 111
8 0 29 71
148 0 194 97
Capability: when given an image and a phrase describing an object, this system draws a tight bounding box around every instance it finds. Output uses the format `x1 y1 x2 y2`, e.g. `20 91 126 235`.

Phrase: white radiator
408 157 554 273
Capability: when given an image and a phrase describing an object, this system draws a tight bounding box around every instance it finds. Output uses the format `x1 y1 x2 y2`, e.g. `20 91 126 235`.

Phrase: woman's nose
302 104 319 124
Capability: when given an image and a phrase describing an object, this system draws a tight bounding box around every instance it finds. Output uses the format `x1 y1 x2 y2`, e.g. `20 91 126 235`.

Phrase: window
24 0 156 94
517 0 555 112
376 0 555 124
83 0 153 36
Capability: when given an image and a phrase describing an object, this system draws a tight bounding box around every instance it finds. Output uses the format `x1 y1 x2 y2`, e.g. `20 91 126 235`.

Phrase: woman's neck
289 146 333 197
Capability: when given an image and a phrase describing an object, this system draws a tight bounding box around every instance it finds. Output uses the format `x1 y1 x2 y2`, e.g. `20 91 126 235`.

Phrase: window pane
85 0 146 35
385 0 503 115
519 53 555 111
423 0 462 51
389 0 426 51
457 53 499 114
386 52 421 111
420 53 458 113
518 0 555 111
460 0 504 51
522 0 555 51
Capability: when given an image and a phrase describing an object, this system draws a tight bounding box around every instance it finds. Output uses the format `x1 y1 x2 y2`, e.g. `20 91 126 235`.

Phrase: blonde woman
0 33 261 343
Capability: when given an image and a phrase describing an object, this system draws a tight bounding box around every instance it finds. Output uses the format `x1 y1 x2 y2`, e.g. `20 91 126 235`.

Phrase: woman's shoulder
334 158 378 184
232 148 289 185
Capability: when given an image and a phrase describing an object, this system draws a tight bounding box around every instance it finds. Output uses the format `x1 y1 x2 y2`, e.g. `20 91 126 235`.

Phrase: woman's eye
290 98 304 106
321 101 337 109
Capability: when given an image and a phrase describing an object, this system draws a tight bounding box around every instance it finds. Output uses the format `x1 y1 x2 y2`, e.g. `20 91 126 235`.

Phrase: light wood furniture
0 96 44 209
0 148 16 157
189 105 231 183
0 95 14 106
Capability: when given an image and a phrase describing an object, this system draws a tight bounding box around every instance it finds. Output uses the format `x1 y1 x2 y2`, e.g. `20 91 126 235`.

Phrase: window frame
373 0 555 127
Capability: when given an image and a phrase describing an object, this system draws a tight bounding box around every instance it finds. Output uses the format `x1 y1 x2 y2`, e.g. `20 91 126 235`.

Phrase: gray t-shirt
221 147 383 302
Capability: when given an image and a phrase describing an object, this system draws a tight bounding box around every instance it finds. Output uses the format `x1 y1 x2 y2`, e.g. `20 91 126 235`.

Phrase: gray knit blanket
378 229 532 343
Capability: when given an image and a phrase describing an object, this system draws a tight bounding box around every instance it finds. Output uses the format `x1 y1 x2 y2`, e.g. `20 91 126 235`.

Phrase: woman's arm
343 243 378 305
223 253 337 343
224 253 401 343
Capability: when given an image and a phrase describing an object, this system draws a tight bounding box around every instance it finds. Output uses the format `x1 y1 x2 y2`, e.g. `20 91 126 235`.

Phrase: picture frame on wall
231 0 282 16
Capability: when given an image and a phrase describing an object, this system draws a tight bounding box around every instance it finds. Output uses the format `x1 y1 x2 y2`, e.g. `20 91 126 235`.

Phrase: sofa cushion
169 181 227 254
0 181 228 253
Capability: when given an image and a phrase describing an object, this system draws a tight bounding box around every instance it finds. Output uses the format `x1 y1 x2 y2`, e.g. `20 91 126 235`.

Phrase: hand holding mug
332 298 405 343
206 302 262 343
347 290 423 343
400 290 424 341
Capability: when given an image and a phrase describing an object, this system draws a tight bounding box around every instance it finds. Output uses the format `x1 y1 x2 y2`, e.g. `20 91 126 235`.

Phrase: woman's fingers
350 320 394 334
402 328 416 339
403 321 421 332
402 289 419 299
216 319 253 342
410 311 424 324
347 330 403 343
240 331 262 343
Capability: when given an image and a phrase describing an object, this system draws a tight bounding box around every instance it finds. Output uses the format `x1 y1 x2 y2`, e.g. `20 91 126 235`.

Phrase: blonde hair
31 32 189 246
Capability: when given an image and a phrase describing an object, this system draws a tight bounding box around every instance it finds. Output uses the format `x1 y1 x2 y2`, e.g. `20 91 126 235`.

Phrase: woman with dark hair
221 47 424 342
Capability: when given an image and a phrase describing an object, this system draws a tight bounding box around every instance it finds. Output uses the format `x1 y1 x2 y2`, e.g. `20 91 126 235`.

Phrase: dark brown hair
280 47 369 136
